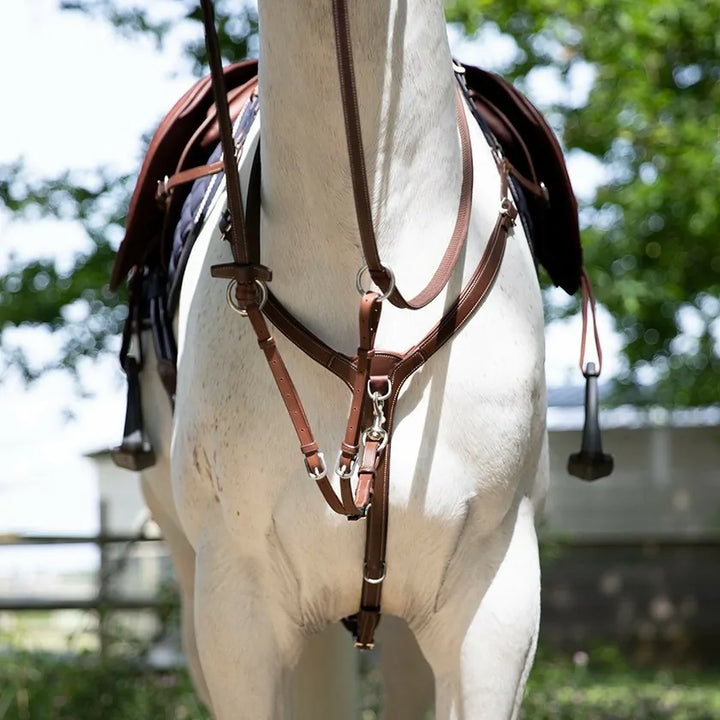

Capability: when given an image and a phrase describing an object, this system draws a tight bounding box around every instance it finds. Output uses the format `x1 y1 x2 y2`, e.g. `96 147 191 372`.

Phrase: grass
522 646 720 719
1 646 720 719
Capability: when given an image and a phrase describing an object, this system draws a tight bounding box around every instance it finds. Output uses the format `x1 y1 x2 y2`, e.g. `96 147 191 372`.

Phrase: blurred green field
2 647 720 719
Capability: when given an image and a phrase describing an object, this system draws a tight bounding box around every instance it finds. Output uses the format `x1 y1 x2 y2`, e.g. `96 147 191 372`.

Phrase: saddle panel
461 64 582 294
110 58 260 290
112 58 582 296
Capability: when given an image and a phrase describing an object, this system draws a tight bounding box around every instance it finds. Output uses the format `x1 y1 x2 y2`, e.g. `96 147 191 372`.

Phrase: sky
0 2 619 577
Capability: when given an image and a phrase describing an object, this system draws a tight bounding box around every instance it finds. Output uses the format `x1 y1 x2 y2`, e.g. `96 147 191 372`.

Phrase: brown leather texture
113 59 582 295
110 59 260 290
462 64 582 294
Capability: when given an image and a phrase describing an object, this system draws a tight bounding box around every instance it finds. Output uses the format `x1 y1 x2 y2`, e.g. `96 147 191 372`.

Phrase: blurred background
1 1 719 718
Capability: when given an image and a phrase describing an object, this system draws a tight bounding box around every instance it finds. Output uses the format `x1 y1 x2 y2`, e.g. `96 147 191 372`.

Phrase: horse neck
257 0 462 350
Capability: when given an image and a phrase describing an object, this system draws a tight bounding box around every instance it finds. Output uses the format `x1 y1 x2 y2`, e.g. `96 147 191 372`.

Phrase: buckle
304 452 328 481
335 453 358 480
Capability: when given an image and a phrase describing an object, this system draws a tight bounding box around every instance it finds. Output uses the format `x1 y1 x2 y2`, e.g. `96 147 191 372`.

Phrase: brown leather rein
198 0 516 649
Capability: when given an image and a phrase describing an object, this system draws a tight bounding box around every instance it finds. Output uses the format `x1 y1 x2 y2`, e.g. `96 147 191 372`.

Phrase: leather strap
579 268 603 376
331 0 474 311
198 0 515 651
200 0 248 267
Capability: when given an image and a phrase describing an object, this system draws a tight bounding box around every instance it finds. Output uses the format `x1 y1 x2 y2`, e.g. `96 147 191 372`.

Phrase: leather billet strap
332 0 474 311
200 0 271 291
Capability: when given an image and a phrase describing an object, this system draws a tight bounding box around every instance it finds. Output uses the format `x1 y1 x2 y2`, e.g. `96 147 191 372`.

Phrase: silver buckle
304 452 327 481
335 453 358 480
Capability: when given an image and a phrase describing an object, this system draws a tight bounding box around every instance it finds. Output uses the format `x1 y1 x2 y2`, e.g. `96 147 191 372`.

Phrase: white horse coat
140 1 548 718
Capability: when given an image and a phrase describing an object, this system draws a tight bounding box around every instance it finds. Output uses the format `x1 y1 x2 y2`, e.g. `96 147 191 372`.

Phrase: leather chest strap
332 0 474 311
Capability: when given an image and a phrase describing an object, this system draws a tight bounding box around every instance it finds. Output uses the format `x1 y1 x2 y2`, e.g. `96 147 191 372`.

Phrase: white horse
138 1 548 717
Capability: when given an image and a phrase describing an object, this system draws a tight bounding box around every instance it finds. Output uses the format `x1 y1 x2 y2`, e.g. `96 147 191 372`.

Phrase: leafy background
2 0 718 406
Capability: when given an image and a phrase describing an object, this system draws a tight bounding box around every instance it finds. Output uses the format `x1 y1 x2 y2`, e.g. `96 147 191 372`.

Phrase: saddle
110 58 582 296
111 43 609 652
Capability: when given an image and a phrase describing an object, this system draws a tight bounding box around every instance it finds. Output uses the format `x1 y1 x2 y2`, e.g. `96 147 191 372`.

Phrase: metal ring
367 378 392 402
355 264 396 301
361 427 389 453
226 279 268 317
363 562 386 585
304 452 327 481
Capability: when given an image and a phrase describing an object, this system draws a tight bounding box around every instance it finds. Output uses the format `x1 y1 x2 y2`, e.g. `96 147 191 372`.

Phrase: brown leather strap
200 0 250 269
337 293 383 514
244 304 350 516
353 374 395 649
579 268 603 376
156 160 225 208
332 0 474 311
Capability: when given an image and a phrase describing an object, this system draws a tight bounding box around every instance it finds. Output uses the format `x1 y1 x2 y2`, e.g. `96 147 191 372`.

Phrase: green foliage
0 653 210 720
2 648 720 719
447 0 720 405
0 163 130 379
3 1 718 406
523 647 720 718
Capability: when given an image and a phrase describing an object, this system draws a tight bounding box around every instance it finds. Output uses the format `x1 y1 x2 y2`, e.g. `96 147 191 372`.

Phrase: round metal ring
226 279 268 317
355 264 396 301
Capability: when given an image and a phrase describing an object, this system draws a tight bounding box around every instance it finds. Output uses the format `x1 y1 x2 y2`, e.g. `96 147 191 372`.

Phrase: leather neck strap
332 0 474 310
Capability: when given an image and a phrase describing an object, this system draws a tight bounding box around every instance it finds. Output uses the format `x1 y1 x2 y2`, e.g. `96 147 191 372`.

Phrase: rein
198 0 516 649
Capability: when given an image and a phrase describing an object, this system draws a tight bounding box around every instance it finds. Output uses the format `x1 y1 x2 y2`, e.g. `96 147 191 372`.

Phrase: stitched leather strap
331 0 474 310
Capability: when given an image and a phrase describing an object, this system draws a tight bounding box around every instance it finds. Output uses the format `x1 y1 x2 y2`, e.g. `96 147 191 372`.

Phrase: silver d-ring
226 279 268 317
363 562 386 585
355 264 396 301
367 378 392 402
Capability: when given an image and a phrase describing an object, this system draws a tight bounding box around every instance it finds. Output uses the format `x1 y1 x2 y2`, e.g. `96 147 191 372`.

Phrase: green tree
2 0 718 405
449 0 720 405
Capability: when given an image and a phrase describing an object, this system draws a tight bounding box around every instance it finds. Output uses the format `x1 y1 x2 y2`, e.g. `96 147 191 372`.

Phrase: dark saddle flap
462 63 582 294
111 59 260 290
112 58 582 295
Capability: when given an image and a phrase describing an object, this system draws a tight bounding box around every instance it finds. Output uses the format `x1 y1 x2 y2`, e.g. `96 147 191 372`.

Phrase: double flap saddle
111 58 583 296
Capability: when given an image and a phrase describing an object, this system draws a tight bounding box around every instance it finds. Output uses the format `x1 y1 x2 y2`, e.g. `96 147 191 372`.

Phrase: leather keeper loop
300 442 319 456
211 262 273 282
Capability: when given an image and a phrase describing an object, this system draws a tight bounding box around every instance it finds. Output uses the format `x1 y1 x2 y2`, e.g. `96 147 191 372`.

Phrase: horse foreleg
292 623 361 720
193 534 300 720
416 496 541 720
141 475 213 709
377 615 435 719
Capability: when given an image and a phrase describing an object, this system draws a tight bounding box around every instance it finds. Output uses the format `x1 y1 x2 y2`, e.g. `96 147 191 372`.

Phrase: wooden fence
0 502 169 656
